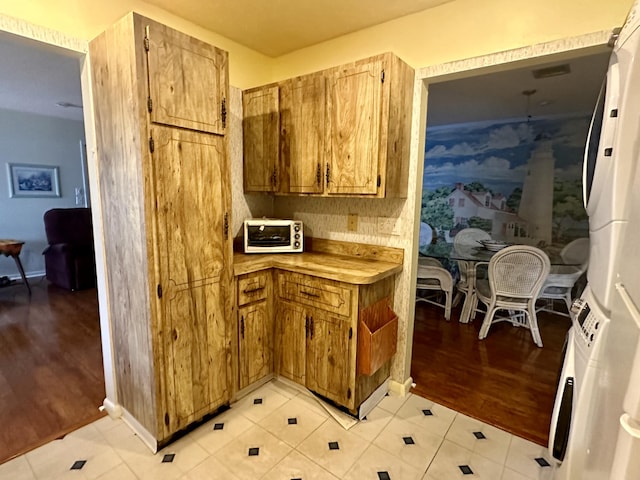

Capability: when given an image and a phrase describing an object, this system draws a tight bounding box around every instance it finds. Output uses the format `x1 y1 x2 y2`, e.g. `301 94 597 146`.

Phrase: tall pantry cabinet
89 12 232 447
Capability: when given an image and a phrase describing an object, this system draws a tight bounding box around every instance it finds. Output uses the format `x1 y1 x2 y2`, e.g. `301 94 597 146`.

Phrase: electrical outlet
347 213 358 232
378 216 401 236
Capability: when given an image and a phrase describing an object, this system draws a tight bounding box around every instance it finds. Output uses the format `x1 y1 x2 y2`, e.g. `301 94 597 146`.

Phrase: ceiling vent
532 64 571 79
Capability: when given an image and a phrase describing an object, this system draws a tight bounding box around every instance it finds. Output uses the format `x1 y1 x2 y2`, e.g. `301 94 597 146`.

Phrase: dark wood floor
0 277 105 464
411 301 570 447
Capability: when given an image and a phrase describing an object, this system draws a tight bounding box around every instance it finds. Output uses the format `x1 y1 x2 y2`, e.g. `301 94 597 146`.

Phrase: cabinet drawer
238 271 269 306
277 272 352 317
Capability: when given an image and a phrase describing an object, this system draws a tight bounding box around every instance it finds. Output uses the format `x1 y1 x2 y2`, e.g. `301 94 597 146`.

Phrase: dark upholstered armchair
43 208 96 290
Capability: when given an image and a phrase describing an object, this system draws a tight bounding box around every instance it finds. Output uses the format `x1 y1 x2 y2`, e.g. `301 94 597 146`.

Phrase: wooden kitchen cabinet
90 13 232 447
275 270 392 413
241 52 414 198
237 271 274 390
243 86 280 192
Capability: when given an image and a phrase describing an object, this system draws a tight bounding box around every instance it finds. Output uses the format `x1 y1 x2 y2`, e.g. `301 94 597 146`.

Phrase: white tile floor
0 380 557 479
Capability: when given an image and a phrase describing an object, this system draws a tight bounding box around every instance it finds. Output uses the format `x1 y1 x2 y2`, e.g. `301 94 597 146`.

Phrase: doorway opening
410 43 610 446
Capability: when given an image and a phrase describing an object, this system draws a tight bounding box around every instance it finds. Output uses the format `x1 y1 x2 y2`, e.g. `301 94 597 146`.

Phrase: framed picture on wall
7 163 61 198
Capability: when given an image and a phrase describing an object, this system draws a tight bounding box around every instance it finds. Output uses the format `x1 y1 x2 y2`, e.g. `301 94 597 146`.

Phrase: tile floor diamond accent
214 423 224 430
459 464 473 474
535 457 551 467
161 453 175 463
473 431 486 440
248 447 260 456
328 441 340 450
254 398 263 405
402 436 415 445
70 460 86 470
378 472 391 480
422 409 433 416
288 417 297 425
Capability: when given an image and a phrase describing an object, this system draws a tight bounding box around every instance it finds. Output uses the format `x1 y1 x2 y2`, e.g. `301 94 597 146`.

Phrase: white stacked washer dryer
549 1 640 478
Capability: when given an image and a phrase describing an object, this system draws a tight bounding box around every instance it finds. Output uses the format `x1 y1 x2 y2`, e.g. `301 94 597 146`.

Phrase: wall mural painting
421 115 590 253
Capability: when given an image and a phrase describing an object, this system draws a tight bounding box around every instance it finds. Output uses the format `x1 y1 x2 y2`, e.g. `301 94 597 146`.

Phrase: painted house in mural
447 183 528 241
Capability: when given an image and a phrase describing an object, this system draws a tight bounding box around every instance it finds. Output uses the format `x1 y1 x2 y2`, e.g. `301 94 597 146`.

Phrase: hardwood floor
411 300 570 447
0 277 105 464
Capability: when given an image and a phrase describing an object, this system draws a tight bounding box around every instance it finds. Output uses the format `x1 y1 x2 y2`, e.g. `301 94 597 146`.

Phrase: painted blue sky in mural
423 115 591 196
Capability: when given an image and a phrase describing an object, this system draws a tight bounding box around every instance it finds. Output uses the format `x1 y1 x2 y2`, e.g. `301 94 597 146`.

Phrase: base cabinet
237 271 274 390
274 270 393 413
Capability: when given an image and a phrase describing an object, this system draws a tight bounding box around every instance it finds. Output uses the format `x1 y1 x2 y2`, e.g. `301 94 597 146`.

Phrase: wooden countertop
233 239 403 285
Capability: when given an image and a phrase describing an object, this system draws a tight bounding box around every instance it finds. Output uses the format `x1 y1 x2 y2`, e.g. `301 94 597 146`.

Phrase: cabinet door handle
240 315 245 339
272 166 277 187
305 315 309 338
300 290 320 298
325 163 330 184
316 163 321 186
243 286 265 294
310 317 314 339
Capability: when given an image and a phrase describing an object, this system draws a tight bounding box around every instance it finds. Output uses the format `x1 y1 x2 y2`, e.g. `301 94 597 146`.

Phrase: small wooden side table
0 239 31 294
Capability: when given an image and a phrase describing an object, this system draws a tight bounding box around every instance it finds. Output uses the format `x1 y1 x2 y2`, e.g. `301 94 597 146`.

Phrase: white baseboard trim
388 376 414 396
359 378 390 420
4 270 45 280
121 407 158 453
101 397 123 419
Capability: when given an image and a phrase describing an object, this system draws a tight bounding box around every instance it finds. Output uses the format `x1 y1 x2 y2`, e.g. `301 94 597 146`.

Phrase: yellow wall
0 0 632 88
0 0 273 88
268 0 633 86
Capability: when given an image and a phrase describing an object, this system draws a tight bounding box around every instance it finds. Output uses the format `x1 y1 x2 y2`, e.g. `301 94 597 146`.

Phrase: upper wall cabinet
146 21 228 135
242 53 414 198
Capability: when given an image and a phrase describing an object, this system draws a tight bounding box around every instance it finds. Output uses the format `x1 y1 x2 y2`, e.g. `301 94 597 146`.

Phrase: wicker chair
538 238 589 316
476 245 551 347
416 256 453 321
453 228 491 321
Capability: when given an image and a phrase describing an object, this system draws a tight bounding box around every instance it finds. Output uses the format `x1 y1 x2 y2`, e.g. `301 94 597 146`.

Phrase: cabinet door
243 86 280 192
306 310 353 407
152 126 230 431
145 18 228 135
275 302 306 384
280 76 325 194
238 301 273 390
326 61 383 195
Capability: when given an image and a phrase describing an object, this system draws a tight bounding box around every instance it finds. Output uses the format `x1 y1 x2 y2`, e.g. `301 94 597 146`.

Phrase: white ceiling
426 51 611 126
144 0 453 57
0 2 611 126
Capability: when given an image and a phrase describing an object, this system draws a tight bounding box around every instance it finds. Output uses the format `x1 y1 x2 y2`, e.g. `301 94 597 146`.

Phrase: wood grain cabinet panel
326 61 382 195
275 301 307 385
237 271 273 390
280 75 326 194
242 86 280 192
238 302 273 390
146 19 228 135
90 12 232 446
306 310 353 406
